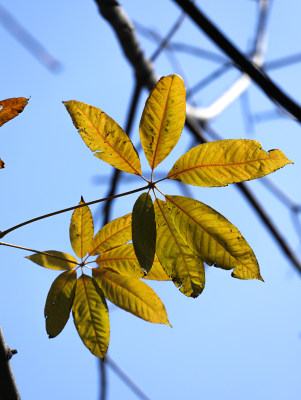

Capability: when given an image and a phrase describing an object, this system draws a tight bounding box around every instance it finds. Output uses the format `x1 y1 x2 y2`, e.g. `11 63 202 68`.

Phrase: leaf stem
0 241 79 265
0 185 150 238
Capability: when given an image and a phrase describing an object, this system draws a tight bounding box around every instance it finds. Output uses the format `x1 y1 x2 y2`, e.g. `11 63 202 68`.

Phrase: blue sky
0 1 301 399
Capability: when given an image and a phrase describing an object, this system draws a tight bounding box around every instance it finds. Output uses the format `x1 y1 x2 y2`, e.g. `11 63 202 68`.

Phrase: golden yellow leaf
26 251 78 270
72 274 110 359
167 139 293 187
93 268 170 325
45 270 77 338
165 195 263 281
70 198 94 259
89 213 132 256
95 243 171 281
63 101 142 175
139 75 186 170
154 199 205 297
0 97 28 127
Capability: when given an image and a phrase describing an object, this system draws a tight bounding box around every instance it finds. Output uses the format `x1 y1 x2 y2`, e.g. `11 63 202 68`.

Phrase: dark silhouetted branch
0 326 20 400
173 0 301 122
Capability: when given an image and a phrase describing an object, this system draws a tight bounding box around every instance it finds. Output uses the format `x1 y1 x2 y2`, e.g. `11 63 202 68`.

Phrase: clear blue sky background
1 1 301 399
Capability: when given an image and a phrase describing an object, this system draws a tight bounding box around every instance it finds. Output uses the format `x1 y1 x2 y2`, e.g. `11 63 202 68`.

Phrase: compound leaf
64 100 141 175
45 270 77 338
132 193 156 274
26 251 77 271
0 97 28 127
72 274 109 359
167 139 293 187
166 195 263 281
93 268 170 325
70 198 94 259
89 213 132 256
139 75 186 170
95 243 171 281
154 198 205 298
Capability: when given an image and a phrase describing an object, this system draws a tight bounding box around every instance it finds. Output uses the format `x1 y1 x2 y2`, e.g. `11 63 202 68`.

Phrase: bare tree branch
0 326 20 400
173 0 301 122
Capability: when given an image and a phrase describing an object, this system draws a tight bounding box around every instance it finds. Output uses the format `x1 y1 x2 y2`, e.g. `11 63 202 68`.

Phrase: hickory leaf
72 274 110 359
166 195 263 281
89 213 132 256
63 100 142 176
93 267 170 325
26 251 78 271
96 243 171 281
45 270 77 338
139 75 186 170
0 97 28 127
132 193 156 274
70 197 94 259
167 139 293 187
154 198 205 298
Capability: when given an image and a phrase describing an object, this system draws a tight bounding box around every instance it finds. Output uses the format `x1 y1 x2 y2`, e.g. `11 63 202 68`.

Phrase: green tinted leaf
166 195 263 281
26 251 78 271
167 139 293 187
72 274 110 358
64 101 142 175
89 213 132 256
93 268 170 325
132 193 156 274
139 75 186 170
70 198 94 259
45 270 77 338
154 199 205 298
95 243 171 281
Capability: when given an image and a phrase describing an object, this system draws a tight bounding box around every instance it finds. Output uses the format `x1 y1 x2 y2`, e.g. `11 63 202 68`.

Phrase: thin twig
0 4 62 73
0 185 150 238
106 356 151 400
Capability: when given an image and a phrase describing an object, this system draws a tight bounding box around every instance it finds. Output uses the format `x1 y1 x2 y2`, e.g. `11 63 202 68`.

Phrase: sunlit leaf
45 270 77 338
26 251 78 271
166 195 263 281
154 199 205 297
70 198 94 259
0 97 28 127
139 75 186 170
93 268 170 325
89 213 132 256
0 159 4 169
167 139 293 187
63 100 142 175
72 274 109 359
132 193 156 274
95 243 171 281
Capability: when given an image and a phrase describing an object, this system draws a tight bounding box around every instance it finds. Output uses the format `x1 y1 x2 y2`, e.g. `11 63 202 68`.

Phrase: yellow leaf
167 139 293 187
95 243 171 281
63 100 142 175
154 199 205 297
45 270 77 338
72 274 110 359
89 213 132 256
0 97 28 127
70 198 94 259
139 75 186 170
166 195 263 281
26 251 78 270
93 268 170 325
